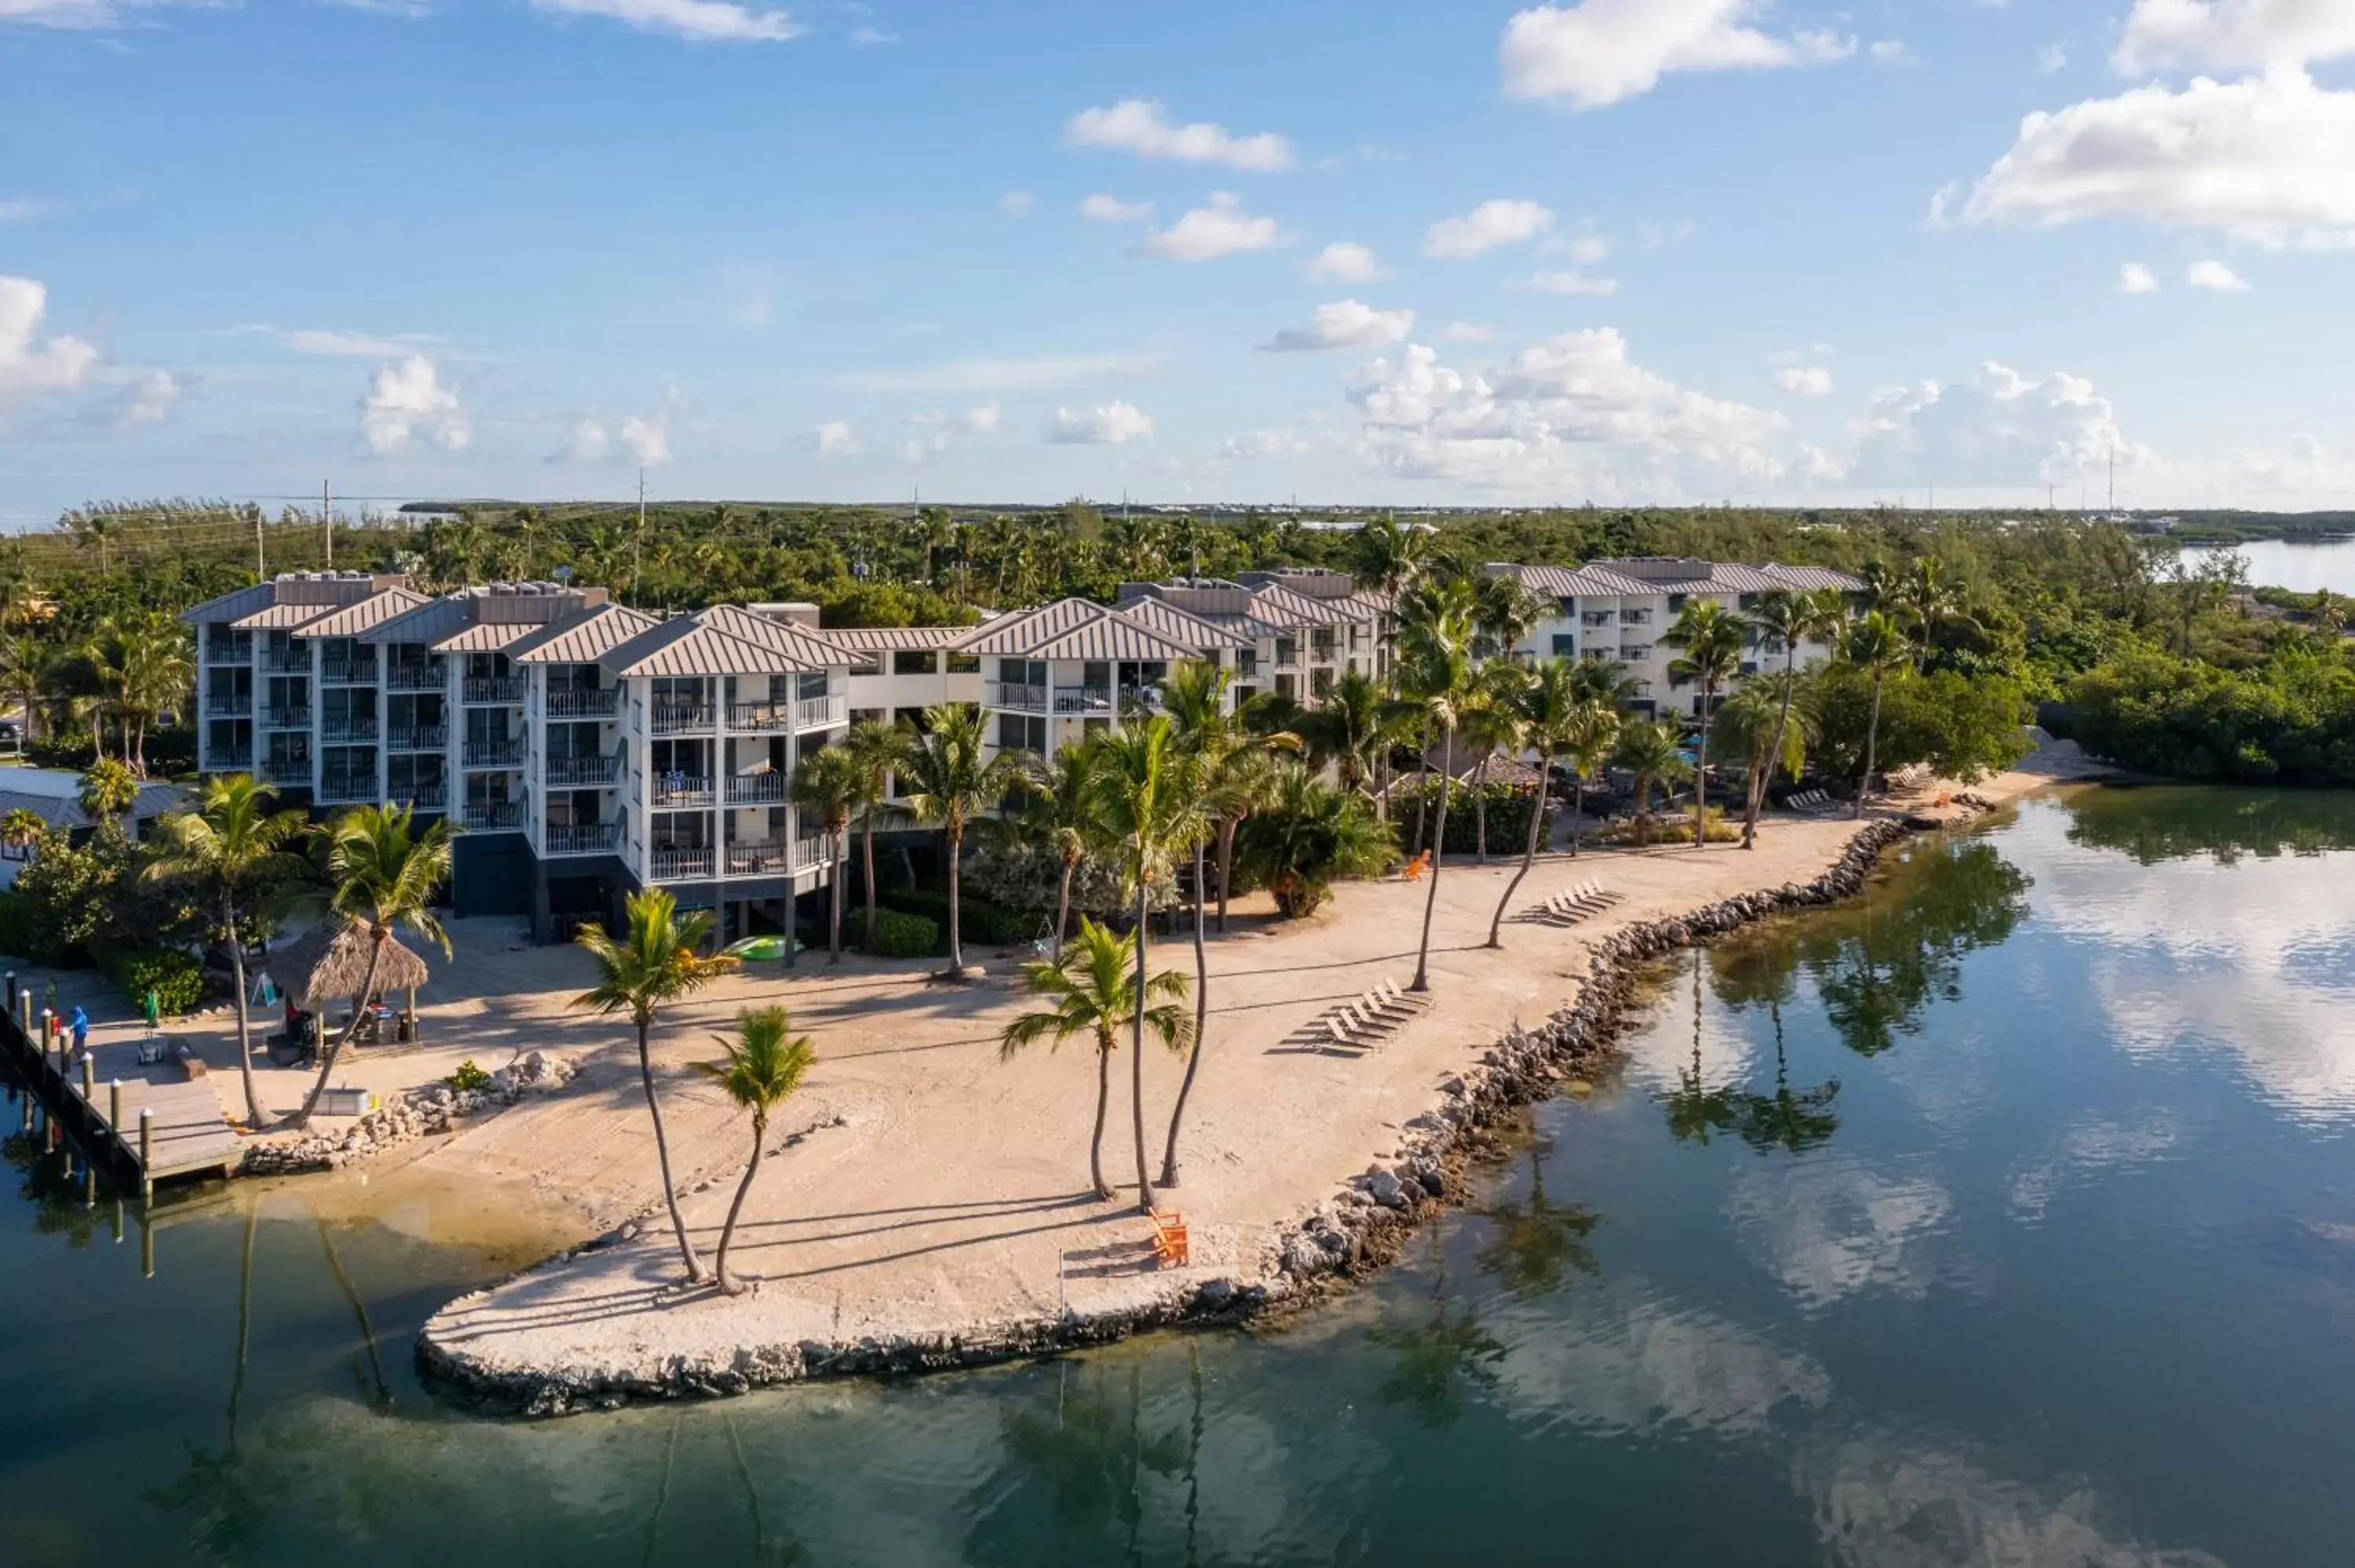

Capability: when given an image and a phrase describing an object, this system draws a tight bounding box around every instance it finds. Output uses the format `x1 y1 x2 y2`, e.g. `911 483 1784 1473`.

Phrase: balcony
546 753 620 787
462 737 525 769
463 800 524 832
650 703 714 736
261 645 310 673
387 662 446 693
986 681 1046 713
726 701 794 733
546 687 619 720
388 725 447 753
203 692 253 717
724 772 787 805
1582 613 1615 629
1619 645 1653 662
1619 611 1652 626
316 771 376 805
649 846 714 882
320 657 378 687
796 694 846 728
403 782 448 811
1309 638 1338 664
544 821 619 855
203 635 254 665
320 717 379 745
262 757 311 786
263 706 312 731
1052 685 1161 715
653 775 716 808
725 840 791 876
462 675 525 706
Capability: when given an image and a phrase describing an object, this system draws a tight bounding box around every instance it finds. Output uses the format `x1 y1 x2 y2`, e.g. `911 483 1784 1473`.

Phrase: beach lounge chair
1150 1209 1189 1267
1375 977 1429 1012
1360 987 1418 1024
1326 1016 1361 1052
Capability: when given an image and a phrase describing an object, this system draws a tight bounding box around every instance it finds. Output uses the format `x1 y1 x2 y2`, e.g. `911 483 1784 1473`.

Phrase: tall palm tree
1396 576 1476 993
1843 611 1912 819
692 1006 816 1295
118 620 191 776
1659 600 1747 848
292 805 456 1129
892 703 1024 976
1000 918 1192 1202
838 718 904 951
1612 720 1692 834
1087 717 1209 1213
78 757 138 822
1895 556 1977 671
142 775 312 1128
1487 660 1580 947
573 888 741 1283
0 807 44 855
1015 739 1104 961
1557 702 1621 857
1295 667 1399 800
1743 588 1847 848
1458 660 1530 864
1712 676 1815 847
790 745 865 963
1353 513 1429 600
1470 574 1546 665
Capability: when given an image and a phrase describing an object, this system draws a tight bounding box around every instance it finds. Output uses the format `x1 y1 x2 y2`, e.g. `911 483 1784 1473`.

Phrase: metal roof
187 572 408 627
597 617 814 678
1245 580 1367 629
287 586 430 638
955 598 1207 662
694 603 849 670
182 582 276 626
1758 563 1864 593
1491 560 1863 598
506 602 662 663
1108 595 1254 652
360 584 602 648
230 602 339 630
811 625 981 653
0 780 190 835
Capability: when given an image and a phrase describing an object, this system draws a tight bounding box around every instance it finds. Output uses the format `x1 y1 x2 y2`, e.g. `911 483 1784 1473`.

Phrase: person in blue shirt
68 1005 88 1059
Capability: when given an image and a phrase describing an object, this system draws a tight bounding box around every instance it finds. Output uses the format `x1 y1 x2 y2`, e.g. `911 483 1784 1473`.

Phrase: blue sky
6 0 2355 524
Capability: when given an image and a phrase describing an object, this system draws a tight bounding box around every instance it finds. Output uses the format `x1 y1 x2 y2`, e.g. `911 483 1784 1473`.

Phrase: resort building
958 597 1245 762
1118 567 1389 704
1483 559 1863 717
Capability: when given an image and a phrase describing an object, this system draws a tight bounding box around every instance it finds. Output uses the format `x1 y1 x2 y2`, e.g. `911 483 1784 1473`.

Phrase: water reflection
2066 784 2355 866
1473 1138 1603 1299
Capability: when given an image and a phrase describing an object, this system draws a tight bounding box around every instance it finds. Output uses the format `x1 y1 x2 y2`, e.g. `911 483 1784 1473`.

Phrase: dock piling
108 1078 122 1133
79 1053 94 1103
138 1108 153 1205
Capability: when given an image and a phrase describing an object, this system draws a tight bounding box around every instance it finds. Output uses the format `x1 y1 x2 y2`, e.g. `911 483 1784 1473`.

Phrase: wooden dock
0 984 240 1196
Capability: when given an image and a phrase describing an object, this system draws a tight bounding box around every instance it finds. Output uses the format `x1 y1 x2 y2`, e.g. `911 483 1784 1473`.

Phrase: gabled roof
694 603 851 669
0 779 190 834
182 582 277 626
231 602 341 630
182 572 407 627
505 602 662 663
955 598 1206 662
287 586 429 638
1489 560 1864 599
1759 563 1864 593
1244 580 1364 629
1109 594 1254 652
812 625 980 653
597 617 814 678
360 585 601 650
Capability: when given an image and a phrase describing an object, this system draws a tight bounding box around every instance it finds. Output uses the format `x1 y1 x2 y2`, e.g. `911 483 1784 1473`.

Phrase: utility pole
323 478 333 568
633 469 646 596
254 505 266 580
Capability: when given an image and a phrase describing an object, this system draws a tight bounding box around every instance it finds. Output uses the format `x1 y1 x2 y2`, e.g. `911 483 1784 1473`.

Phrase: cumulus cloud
1440 322 1496 343
1221 427 1313 458
962 400 1002 435
104 369 182 429
1774 365 1834 396
815 420 859 456
553 393 678 466
2120 261 2162 293
0 275 99 404
1959 70 2355 247
2039 42 2069 72
1262 300 1415 353
1519 268 1619 294
1501 0 1854 110
2188 257 2251 290
1846 362 2146 490
556 417 610 463
1727 1158 1955 1309
1424 198 1555 258
1302 241 1386 283
2113 0 2355 75
528 0 802 42
1079 193 1150 223
1046 401 1153 444
1869 39 1913 65
1136 192 1287 261
230 323 430 358
359 354 469 454
1063 100 1294 171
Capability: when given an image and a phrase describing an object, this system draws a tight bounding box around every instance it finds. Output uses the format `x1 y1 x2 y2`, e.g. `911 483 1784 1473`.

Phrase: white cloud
815 420 859 456
1423 198 1555 258
1500 0 1854 110
2039 42 2069 72
1519 268 1619 294
232 323 428 358
1262 300 1415 353
1869 39 1913 65
1349 328 1786 493
1221 427 1313 459
1959 70 2355 247
1078 193 1151 224
1773 365 1834 396
1440 322 1496 343
106 369 182 429
846 24 893 44
1302 241 1386 283
1063 99 1294 171
961 400 1002 435
1847 362 2149 490
0 199 53 223
552 392 677 466
2188 257 2251 290
528 0 801 42
2114 0 2355 75
556 417 610 463
1558 232 1611 264
1728 1158 1954 1309
2120 261 2162 293
1046 401 1153 444
845 352 1161 393
359 354 469 454
1136 192 1287 261
0 276 99 404
996 191 1035 217
617 410 672 465
0 0 127 25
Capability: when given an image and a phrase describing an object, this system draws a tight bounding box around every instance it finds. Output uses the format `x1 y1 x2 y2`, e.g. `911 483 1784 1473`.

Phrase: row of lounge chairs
1521 879 1624 928
1886 762 1937 794
1786 789 1841 814
1318 977 1430 1052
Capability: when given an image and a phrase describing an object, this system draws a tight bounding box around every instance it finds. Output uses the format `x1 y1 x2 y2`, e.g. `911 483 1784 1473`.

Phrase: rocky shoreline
243 1051 578 1176
418 811 1944 1416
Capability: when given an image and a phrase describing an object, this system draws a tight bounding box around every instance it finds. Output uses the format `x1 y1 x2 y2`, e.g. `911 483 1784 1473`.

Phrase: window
798 670 829 699
1552 634 1576 658
1739 593 1760 611
947 653 980 674
1668 594 1687 613
998 713 1045 753
894 649 938 676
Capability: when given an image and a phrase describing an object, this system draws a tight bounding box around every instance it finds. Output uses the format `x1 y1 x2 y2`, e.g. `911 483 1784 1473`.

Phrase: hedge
1389 779 1557 857
864 908 941 960
878 884 1041 948
95 944 206 1016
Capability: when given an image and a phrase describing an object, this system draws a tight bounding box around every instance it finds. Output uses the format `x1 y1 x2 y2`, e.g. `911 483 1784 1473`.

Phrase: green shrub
94 944 206 1016
447 1059 492 1092
865 907 941 959
1388 777 1557 856
879 884 1039 947
1598 807 1742 846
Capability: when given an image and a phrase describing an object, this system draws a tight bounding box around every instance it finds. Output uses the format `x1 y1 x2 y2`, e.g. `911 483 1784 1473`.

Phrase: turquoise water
7 787 2355 1566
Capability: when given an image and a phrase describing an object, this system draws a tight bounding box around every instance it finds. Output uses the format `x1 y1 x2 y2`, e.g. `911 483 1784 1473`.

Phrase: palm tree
1352 512 1429 600
0 807 44 855
117 619 190 776
1712 677 1815 847
1458 660 1530 864
1015 739 1104 962
1843 611 1912 819
892 703 1024 976
141 775 312 1128
1743 588 1846 848
1557 701 1620 857
1295 667 1399 800
838 718 904 951
1396 576 1476 993
1488 659 1581 946
1001 918 1193 1202
1471 574 1546 665
78 757 138 822
691 1006 816 1295
1659 600 1747 848
790 746 866 963
1234 761 1395 917
1612 720 1692 834
292 805 456 1129
572 888 740 1283
1895 556 1977 671
1087 717 1209 1213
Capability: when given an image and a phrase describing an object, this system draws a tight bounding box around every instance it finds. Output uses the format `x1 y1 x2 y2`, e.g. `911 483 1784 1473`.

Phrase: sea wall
244 1051 578 1176
420 814 1942 1415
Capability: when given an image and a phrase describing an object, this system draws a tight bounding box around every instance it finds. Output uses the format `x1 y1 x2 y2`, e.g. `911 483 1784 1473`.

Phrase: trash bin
397 1011 414 1044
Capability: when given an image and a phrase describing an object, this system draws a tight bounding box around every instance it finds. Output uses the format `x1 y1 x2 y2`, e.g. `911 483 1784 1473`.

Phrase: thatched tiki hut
270 921 432 1037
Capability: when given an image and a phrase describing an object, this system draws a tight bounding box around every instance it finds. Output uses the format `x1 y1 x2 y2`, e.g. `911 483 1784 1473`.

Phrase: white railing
388 725 447 753
544 821 619 855
546 753 620 786
320 658 378 687
986 681 1046 712
546 687 619 719
261 645 309 673
387 663 446 692
462 676 526 705
203 693 253 717
650 847 714 881
796 695 846 727
653 775 716 808
650 704 714 735
264 707 312 731
724 773 787 804
726 702 794 732
726 841 790 876
463 800 524 831
320 717 378 744
462 738 525 768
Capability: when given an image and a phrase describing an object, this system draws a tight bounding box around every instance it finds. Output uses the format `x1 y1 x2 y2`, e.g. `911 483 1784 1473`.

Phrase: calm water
2185 534 2355 596
8 787 2355 1567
